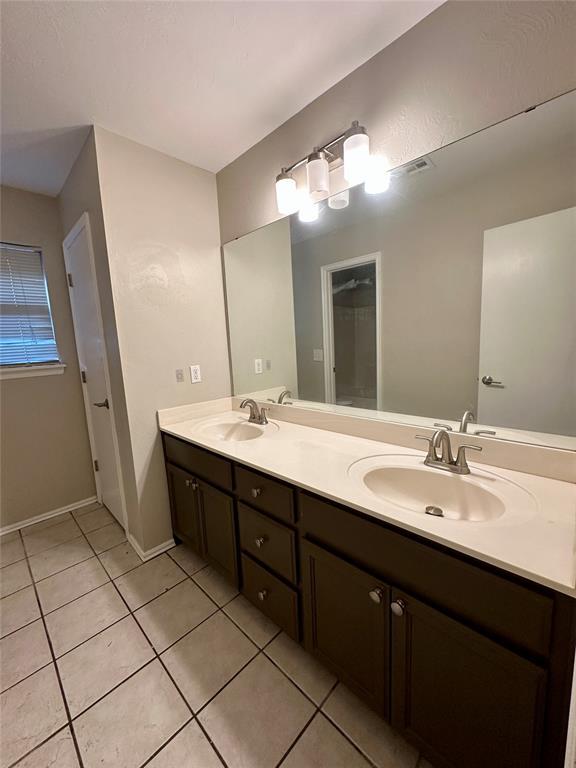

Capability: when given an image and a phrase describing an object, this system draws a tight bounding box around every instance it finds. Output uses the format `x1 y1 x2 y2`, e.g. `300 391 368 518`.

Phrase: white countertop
160 405 576 596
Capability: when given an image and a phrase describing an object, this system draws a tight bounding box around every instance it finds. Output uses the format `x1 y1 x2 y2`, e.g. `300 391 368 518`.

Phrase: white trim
0 363 66 380
127 533 175 562
321 252 383 409
62 213 127 530
0 496 98 536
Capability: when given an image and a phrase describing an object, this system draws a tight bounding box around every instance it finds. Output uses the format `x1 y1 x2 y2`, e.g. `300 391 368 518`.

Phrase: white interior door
63 213 125 526
478 207 576 436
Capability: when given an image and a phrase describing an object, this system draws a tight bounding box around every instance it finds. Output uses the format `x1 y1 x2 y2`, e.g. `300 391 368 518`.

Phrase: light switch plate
313 349 324 362
190 364 202 383
175 369 185 383
254 358 263 375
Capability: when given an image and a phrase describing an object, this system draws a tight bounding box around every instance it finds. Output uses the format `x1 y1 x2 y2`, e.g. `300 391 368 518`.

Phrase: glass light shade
306 151 330 202
344 129 370 185
364 155 391 194
328 189 349 210
275 172 299 215
298 196 319 223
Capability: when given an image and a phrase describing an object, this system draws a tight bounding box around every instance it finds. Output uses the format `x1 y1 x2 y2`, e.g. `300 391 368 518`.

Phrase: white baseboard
127 533 175 562
1 496 99 536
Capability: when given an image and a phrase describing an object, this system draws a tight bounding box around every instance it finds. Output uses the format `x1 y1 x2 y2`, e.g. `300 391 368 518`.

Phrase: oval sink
349 454 536 524
196 417 279 442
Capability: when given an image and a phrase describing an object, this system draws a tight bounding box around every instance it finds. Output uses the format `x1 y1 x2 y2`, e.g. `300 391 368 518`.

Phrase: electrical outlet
175 369 185 383
190 364 202 383
254 358 263 375
313 349 324 362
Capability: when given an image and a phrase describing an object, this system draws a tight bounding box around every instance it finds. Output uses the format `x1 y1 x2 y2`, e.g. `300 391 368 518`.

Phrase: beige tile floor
0 502 435 768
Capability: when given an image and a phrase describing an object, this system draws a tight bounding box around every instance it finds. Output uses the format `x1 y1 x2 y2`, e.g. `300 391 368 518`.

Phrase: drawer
163 434 232 491
239 503 297 584
235 466 295 523
299 492 554 658
241 554 299 641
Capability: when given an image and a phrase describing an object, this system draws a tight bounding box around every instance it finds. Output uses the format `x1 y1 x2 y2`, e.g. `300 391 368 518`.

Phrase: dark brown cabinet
197 479 238 583
390 589 546 768
166 462 203 553
301 540 389 715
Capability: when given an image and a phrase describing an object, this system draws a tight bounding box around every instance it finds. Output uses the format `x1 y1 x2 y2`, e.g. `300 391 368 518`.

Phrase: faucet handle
259 407 269 425
415 435 437 461
455 443 482 472
434 423 453 431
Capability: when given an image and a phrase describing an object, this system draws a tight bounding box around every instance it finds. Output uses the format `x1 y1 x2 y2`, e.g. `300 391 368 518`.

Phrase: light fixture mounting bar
282 125 353 175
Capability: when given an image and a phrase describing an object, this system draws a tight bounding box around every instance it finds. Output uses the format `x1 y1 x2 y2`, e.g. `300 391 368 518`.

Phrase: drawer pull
251 487 262 498
369 588 384 605
257 589 268 602
391 599 406 617
254 536 267 549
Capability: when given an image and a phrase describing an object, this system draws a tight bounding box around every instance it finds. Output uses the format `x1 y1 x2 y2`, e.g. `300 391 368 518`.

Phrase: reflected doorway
321 252 381 410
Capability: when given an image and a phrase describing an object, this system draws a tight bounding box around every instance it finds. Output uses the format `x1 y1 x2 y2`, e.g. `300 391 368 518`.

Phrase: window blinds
0 244 60 366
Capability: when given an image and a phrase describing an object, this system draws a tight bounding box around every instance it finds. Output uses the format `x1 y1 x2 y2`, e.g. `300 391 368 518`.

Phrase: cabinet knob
185 479 199 490
255 536 266 548
369 588 384 605
251 487 262 498
257 589 268 602
391 599 406 617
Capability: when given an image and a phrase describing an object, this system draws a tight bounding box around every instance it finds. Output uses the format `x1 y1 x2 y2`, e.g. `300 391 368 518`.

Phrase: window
0 243 61 367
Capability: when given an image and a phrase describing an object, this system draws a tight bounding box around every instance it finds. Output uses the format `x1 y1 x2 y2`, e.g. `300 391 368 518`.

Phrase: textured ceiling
1 0 442 195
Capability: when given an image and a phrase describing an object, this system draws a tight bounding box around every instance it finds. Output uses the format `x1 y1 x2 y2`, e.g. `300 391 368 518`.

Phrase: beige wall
216 1 576 242
58 131 141 542
94 128 230 552
1 186 95 526
224 218 298 397
292 141 575 421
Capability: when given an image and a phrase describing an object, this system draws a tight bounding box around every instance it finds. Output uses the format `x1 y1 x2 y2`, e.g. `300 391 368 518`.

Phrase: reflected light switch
313 349 324 362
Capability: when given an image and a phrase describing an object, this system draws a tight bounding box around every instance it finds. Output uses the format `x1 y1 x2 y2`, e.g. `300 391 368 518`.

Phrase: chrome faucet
416 429 482 475
459 410 476 433
240 398 269 425
278 390 292 404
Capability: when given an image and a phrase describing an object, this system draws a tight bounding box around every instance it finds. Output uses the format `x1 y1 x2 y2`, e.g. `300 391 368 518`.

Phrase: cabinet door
391 590 546 768
165 463 203 555
197 479 238 585
301 540 389 715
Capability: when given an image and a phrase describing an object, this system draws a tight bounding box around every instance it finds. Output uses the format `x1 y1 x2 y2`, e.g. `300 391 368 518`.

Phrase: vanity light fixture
298 197 319 223
306 150 330 202
274 120 370 216
275 169 299 215
343 121 370 185
328 189 349 210
364 155 391 194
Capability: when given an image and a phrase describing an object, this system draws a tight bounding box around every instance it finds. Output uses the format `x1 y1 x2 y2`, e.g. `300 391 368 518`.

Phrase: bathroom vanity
160 409 576 768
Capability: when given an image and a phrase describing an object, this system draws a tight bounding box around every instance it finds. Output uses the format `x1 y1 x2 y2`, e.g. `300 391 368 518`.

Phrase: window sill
0 363 67 380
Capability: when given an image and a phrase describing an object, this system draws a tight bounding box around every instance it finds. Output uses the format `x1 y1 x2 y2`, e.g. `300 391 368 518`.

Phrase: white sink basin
348 454 537 523
195 415 279 442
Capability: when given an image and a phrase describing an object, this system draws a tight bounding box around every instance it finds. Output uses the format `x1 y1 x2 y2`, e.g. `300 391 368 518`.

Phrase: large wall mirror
223 90 576 450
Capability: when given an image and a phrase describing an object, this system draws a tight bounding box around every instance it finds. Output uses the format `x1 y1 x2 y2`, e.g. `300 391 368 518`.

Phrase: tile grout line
15 528 86 768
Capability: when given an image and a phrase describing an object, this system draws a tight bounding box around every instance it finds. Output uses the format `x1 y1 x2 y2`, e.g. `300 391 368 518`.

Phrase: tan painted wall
224 218 298 397
217 1 576 243
58 131 141 542
94 128 230 552
1 186 95 526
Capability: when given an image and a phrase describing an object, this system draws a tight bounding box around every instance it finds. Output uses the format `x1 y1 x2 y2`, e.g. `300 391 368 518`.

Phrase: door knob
391 599 406 617
257 589 268 602
369 588 384 605
93 398 109 409
481 375 503 386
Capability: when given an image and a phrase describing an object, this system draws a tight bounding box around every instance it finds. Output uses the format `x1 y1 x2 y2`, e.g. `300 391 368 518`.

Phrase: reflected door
322 255 380 410
478 207 576 436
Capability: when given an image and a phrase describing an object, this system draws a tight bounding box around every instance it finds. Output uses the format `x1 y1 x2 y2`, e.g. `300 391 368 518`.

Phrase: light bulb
343 122 370 185
306 151 330 202
364 155 391 194
328 189 349 210
298 195 319 223
275 171 299 215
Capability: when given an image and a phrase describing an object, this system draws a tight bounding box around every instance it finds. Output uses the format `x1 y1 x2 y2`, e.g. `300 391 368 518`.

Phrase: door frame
321 251 382 408
62 212 127 529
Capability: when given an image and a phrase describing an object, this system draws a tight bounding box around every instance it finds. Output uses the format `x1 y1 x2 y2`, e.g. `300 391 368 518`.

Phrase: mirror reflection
223 91 576 449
